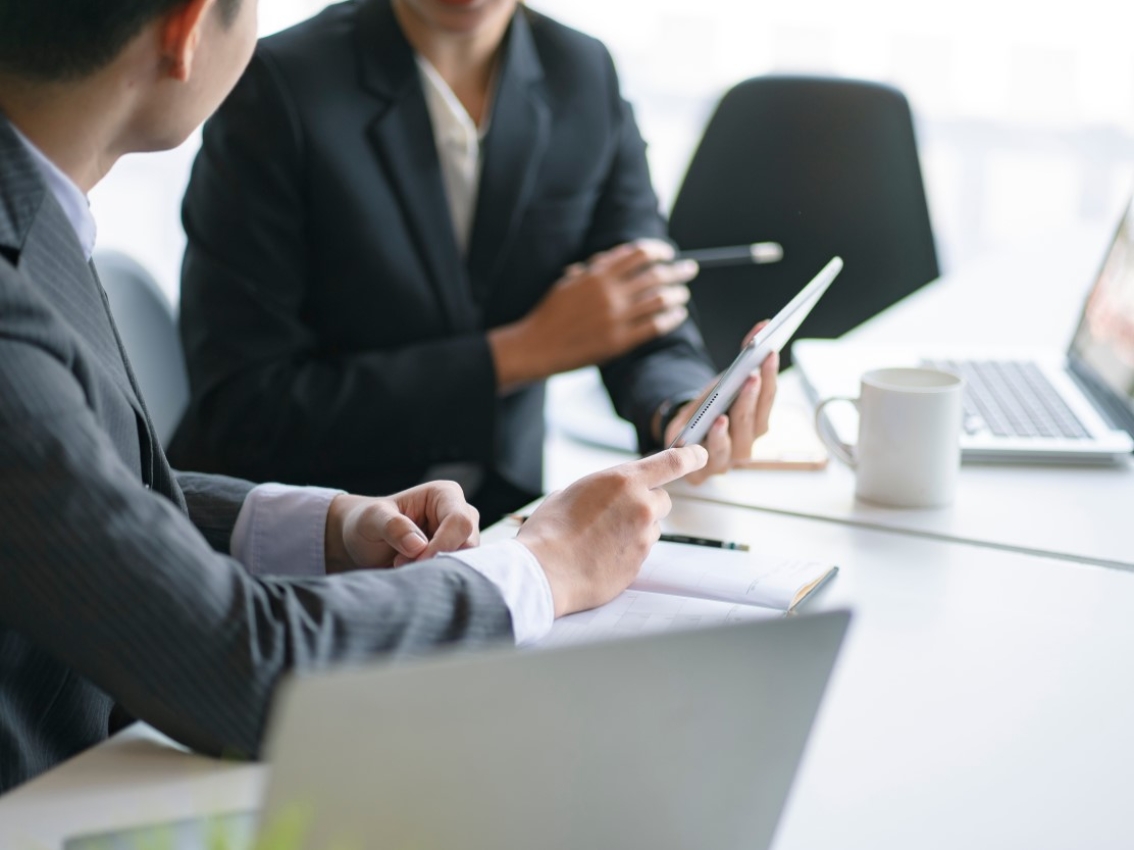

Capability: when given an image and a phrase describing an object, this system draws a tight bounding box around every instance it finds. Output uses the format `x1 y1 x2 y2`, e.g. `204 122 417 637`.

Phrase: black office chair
670 75 940 370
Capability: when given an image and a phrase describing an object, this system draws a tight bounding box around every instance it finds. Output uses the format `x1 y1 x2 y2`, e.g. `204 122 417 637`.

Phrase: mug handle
814 397 859 468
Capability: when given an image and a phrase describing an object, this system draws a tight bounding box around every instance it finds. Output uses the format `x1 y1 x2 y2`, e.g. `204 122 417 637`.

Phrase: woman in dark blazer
171 0 777 521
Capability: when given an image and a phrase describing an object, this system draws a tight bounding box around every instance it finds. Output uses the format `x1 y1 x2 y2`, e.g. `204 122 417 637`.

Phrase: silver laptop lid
260 612 850 850
1068 195 1134 432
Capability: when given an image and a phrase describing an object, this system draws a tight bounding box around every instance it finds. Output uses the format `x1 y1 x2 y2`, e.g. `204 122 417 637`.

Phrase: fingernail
678 260 698 275
400 531 428 552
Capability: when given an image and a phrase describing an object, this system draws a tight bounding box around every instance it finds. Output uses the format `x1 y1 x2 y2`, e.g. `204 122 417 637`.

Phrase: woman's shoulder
522 8 613 67
259 0 362 57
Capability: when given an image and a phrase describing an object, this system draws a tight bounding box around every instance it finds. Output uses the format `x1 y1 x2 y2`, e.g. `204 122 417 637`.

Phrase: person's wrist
655 393 699 445
515 535 574 618
489 319 549 390
324 494 365 574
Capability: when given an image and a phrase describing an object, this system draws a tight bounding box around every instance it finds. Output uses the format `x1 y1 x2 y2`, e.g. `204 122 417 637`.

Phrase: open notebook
540 540 838 648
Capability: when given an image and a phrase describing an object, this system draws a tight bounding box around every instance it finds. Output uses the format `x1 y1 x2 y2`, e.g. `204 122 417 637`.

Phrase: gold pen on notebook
506 515 750 552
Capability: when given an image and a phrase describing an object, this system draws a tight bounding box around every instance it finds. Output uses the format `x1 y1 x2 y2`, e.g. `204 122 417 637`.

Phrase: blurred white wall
90 0 1134 299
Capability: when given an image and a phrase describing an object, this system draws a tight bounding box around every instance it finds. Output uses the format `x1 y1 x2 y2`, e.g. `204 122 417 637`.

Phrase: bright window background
90 0 1134 300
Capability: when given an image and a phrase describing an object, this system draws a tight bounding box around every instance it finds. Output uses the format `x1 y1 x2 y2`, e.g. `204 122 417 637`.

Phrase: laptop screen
1068 197 1134 421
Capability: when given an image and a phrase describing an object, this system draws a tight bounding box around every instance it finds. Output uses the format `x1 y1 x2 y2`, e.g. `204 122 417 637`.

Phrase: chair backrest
94 251 189 447
670 75 939 370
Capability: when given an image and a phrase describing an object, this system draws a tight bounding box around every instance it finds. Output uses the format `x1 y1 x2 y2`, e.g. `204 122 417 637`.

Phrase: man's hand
661 322 779 485
488 239 698 392
516 445 708 617
324 482 480 573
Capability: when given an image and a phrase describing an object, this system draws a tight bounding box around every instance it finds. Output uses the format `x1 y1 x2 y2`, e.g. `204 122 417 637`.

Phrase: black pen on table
506 515 750 552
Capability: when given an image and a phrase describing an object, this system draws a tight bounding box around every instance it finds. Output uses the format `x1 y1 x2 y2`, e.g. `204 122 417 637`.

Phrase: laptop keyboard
921 359 1091 440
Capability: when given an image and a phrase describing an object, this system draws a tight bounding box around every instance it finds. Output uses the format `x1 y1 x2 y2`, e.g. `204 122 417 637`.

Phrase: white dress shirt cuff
443 540 554 646
230 483 344 578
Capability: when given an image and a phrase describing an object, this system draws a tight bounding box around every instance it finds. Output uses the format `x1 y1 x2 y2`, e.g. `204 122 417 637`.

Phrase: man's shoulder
0 256 60 344
0 258 89 423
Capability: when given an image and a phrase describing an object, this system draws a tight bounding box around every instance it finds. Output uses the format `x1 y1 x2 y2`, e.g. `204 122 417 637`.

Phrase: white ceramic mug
814 367 965 508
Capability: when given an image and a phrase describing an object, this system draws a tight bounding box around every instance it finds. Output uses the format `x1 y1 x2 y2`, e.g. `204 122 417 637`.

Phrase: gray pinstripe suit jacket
0 115 513 794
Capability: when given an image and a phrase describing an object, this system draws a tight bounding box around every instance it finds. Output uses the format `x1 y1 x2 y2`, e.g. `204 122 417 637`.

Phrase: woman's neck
393 1 513 125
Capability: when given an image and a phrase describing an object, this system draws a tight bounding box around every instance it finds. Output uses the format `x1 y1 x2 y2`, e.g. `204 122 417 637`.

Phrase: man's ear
161 0 217 82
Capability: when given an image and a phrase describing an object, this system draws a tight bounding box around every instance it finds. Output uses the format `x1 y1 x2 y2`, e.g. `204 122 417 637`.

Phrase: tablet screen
670 256 843 449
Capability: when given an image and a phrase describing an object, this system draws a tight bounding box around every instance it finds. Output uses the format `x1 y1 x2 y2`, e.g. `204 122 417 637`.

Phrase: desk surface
670 500 1134 850
5 498 1134 850
547 223 1134 569
0 723 263 850
4 227 1131 848
833 222 1113 350
676 425 1134 568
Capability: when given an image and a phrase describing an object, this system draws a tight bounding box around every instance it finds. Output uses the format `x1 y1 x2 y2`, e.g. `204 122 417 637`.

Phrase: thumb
364 506 429 559
390 516 429 558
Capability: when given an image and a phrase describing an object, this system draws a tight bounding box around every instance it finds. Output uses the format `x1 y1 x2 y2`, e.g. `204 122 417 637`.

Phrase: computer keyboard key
921 358 1090 441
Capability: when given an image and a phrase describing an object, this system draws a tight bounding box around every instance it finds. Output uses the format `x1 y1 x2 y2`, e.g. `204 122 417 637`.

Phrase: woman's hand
488 240 698 393
661 322 779 485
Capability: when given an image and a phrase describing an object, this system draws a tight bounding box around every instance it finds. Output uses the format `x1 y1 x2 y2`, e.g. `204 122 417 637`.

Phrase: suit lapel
28 196 148 419
466 10 551 299
0 117 179 502
358 0 477 332
0 115 46 267
0 116 150 431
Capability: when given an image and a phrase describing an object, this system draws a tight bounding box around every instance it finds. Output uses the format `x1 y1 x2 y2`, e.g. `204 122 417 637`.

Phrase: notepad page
630 541 835 611
541 589 783 648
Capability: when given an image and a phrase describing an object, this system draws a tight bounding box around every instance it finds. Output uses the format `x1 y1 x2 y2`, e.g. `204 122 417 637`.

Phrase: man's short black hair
0 0 242 82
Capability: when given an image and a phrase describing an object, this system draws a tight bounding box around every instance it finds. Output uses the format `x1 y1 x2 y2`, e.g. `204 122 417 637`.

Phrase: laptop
66 612 850 850
794 201 1134 464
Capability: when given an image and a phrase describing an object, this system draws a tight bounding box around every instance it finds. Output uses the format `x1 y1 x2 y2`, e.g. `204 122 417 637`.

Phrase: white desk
5 225 1133 848
677 427 1134 568
6 498 1134 850
547 224 1134 569
700 502 1134 850
0 724 263 850
828 223 1113 350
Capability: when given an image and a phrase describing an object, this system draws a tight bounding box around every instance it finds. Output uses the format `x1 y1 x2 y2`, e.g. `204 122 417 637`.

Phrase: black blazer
171 0 716 499
0 114 511 792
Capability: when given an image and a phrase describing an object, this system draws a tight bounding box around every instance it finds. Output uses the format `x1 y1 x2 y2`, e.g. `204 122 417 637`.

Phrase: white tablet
669 256 844 449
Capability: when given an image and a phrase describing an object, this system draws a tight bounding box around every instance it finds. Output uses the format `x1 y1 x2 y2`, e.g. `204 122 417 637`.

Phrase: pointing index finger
631 445 709 489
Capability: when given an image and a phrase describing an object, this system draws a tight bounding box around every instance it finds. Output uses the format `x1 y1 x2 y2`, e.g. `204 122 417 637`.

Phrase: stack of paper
540 541 838 647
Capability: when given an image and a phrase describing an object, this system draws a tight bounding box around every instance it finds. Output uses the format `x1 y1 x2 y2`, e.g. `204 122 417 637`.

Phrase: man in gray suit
0 0 707 793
